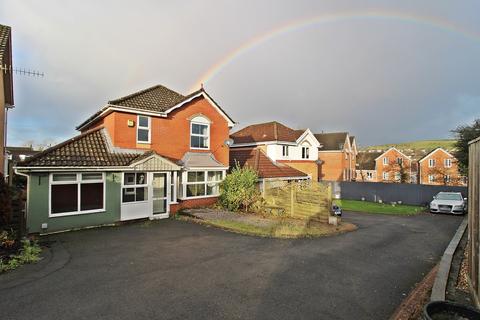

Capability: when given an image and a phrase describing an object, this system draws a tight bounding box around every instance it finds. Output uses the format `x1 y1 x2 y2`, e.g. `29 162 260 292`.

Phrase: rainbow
190 10 480 91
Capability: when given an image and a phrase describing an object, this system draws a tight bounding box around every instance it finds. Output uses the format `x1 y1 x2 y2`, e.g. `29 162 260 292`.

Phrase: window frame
397 157 403 165
428 159 436 168
428 174 435 183
121 172 149 204
301 146 309 159
282 145 289 157
190 119 210 150
444 158 452 168
136 115 151 144
383 157 388 165
366 172 373 180
49 172 106 217
383 172 389 180
182 170 225 199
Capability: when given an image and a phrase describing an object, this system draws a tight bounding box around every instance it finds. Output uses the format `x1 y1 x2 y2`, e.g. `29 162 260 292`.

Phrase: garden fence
263 180 332 222
468 137 480 306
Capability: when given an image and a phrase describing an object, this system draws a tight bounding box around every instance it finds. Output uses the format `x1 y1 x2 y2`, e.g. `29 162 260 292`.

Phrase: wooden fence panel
468 137 480 302
263 180 332 222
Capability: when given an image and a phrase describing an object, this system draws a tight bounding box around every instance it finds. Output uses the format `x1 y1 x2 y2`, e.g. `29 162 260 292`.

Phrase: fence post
290 184 295 216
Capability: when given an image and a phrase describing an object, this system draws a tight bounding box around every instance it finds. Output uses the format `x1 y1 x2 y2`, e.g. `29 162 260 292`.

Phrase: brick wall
419 149 465 186
170 197 218 214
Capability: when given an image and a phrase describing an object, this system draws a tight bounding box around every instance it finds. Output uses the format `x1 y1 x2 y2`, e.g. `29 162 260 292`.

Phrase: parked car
430 192 466 215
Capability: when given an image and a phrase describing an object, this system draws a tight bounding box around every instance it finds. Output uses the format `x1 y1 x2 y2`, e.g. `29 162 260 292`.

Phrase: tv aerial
1 64 44 77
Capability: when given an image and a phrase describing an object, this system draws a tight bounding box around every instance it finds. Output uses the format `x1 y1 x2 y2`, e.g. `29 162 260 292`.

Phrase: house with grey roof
16 84 235 234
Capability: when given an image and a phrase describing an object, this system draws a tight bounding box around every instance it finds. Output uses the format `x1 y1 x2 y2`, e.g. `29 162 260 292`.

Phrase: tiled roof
356 151 382 170
109 85 199 113
231 121 300 144
0 24 11 64
230 148 308 179
315 132 348 151
77 85 234 130
18 127 144 167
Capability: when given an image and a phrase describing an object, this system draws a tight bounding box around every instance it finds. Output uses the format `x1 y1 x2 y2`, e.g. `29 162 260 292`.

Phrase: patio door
152 172 169 218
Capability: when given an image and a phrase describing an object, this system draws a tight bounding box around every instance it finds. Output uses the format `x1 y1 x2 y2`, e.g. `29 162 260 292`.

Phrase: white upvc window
428 174 435 183
397 157 403 165
183 170 224 198
122 172 148 203
383 157 388 165
444 158 452 168
395 172 401 181
190 116 210 150
137 115 151 143
445 175 451 183
383 172 389 180
282 145 289 157
301 147 309 159
49 172 105 217
428 159 436 168
366 172 373 180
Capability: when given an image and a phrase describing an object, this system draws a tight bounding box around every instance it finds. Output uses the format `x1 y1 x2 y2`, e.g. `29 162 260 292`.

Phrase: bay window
122 172 148 203
184 170 224 198
50 172 105 216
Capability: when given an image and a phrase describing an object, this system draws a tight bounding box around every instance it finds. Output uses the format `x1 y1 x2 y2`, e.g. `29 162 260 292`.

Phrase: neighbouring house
230 121 321 181
0 24 14 176
230 148 309 193
16 84 235 234
5 146 39 185
314 132 357 181
356 147 413 183
417 147 466 186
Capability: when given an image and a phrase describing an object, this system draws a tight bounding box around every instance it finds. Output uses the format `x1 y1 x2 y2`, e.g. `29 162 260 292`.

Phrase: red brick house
418 147 466 186
230 121 321 181
356 147 413 183
314 132 357 181
17 84 235 233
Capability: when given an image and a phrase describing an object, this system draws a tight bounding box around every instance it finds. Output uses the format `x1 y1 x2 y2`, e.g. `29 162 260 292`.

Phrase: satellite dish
224 138 234 147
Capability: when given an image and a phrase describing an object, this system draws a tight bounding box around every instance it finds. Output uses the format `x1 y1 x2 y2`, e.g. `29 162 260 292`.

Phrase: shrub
219 163 260 212
0 239 41 273
0 173 12 226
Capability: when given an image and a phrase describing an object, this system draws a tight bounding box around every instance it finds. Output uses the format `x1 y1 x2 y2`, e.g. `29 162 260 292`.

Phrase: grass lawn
334 199 425 215
362 139 456 152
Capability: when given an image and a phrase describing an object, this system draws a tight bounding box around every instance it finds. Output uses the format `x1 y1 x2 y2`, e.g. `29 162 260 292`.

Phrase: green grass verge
362 139 456 152
202 218 357 238
334 199 425 215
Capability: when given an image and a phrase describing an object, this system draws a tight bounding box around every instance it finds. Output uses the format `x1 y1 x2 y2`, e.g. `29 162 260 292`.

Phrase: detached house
418 147 466 186
0 24 13 176
314 132 357 181
356 147 413 183
230 121 320 181
16 84 235 233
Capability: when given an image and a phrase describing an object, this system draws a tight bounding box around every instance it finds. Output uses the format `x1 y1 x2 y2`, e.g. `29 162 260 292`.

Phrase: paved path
0 212 462 320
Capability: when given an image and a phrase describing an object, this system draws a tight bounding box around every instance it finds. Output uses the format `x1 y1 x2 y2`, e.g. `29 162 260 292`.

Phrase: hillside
361 139 457 152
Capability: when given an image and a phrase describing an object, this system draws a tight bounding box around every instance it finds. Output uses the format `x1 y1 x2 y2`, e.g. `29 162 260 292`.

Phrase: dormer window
190 115 210 150
137 115 151 143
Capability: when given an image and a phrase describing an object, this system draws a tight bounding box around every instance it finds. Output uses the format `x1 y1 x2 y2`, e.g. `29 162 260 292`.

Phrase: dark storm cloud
1 0 479 147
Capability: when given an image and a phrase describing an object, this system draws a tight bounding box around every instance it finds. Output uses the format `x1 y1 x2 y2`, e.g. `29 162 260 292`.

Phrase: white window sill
49 209 105 218
178 194 219 200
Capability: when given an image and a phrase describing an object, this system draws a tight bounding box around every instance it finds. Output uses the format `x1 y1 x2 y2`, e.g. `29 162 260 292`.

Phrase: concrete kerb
431 217 468 301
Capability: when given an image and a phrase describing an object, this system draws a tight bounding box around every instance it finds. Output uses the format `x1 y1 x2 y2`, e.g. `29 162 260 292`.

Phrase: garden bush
219 163 260 212
0 173 12 227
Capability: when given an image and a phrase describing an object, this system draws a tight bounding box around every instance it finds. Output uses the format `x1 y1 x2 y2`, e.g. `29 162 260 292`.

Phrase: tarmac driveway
0 212 463 320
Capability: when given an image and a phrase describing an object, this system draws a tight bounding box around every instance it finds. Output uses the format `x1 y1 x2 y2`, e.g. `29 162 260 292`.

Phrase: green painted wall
27 172 122 233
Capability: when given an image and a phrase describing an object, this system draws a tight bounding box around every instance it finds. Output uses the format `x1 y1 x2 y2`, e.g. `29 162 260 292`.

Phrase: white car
430 192 466 215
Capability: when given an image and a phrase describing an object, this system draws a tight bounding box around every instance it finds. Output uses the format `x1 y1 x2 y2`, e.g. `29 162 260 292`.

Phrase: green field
334 199 425 215
361 139 456 151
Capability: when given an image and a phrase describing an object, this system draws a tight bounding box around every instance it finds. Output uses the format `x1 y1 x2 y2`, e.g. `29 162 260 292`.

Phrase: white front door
151 172 169 219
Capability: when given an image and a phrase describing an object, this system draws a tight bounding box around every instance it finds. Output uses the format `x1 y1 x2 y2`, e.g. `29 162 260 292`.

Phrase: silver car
430 192 466 215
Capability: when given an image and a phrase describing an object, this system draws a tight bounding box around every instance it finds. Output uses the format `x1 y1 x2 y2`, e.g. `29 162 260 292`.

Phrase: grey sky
1 0 479 147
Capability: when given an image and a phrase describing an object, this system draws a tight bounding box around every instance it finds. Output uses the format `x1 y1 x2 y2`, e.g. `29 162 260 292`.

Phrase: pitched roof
356 151 382 170
230 148 308 179
418 147 454 163
17 127 145 167
77 85 234 130
231 121 300 144
0 24 11 64
314 132 348 151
